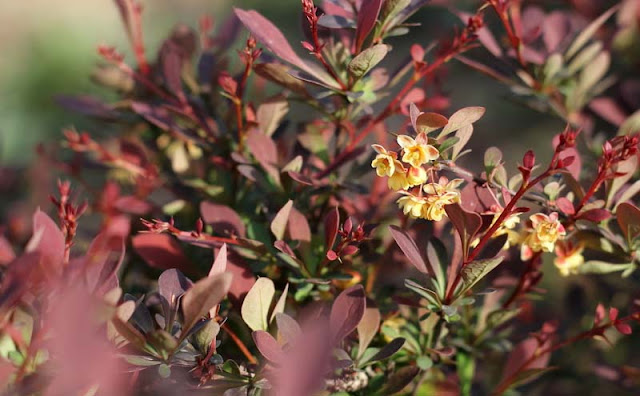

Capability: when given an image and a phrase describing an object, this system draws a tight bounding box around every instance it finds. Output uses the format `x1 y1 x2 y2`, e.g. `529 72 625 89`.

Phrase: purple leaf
252 330 284 363
234 8 336 87
543 12 571 53
389 225 431 276
355 0 383 51
330 285 366 343
445 203 482 258
55 95 118 119
368 337 405 362
83 231 125 294
324 207 340 249
159 41 185 101
158 268 192 309
275 313 302 345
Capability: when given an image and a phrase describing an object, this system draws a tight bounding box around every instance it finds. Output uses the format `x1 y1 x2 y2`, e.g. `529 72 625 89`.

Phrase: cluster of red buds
326 218 368 261
49 180 88 262
600 134 640 175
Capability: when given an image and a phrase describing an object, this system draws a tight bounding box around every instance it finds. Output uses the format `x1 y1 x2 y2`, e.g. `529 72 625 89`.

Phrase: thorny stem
491 314 637 395
221 323 257 365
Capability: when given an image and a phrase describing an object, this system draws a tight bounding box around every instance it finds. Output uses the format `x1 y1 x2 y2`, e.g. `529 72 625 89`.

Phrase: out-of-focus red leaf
253 330 284 363
616 202 640 242
225 249 256 307
113 196 152 215
0 235 15 266
556 197 575 215
500 336 551 386
577 208 611 222
247 128 279 167
589 97 627 127
287 206 311 242
400 88 425 115
159 41 185 101
132 234 192 274
329 284 366 343
28 209 65 267
355 0 383 51
83 231 125 295
445 203 482 254
543 12 571 53
200 201 246 237
324 207 340 249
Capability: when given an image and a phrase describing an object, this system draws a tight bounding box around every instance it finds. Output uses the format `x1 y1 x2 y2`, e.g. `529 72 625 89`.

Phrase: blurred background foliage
0 0 564 167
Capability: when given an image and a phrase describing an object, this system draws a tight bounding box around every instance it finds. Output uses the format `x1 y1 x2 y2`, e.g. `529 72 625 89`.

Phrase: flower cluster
372 126 467 221
521 212 566 260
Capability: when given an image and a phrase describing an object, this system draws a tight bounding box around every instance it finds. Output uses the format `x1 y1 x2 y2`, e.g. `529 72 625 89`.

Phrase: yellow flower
521 212 566 260
397 134 439 168
406 166 428 187
388 160 410 191
420 178 464 221
554 241 584 276
371 144 396 177
397 194 428 218
472 208 521 249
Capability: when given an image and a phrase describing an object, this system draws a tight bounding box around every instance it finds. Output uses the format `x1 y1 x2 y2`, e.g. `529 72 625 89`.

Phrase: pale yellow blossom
406 166 428 187
397 134 439 168
521 212 566 260
553 241 584 276
397 194 428 218
388 160 410 191
371 144 396 177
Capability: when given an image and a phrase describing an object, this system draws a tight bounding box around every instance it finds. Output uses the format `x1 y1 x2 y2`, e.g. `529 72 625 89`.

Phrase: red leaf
389 225 431 276
247 128 279 168
445 203 482 255
326 250 338 261
0 235 15 266
577 208 611 222
330 285 366 343
616 202 640 242
615 322 632 335
556 197 575 215
288 206 311 243
200 201 246 237
324 207 340 249
355 0 383 51
29 209 65 267
83 231 125 294
252 330 284 363
132 234 192 274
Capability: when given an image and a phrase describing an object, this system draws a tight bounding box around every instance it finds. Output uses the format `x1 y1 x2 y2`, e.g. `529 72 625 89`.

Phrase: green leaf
348 44 389 79
565 5 618 59
579 261 634 274
458 257 504 296
120 355 161 367
181 272 233 338
271 200 293 240
269 283 289 324
357 306 381 359
158 363 171 379
241 277 275 331
416 355 433 370
438 107 485 139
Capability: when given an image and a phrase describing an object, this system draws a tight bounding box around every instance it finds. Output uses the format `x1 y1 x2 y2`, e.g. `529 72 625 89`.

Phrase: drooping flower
420 178 464 221
388 160 410 191
553 241 584 276
397 194 428 218
371 144 397 177
521 212 566 260
406 166 428 187
397 134 439 168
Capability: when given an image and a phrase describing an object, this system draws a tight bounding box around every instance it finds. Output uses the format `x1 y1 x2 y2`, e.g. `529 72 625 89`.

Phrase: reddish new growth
49 180 87 263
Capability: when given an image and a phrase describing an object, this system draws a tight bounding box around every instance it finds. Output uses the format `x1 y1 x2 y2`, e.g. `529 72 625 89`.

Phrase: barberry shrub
1 0 640 395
